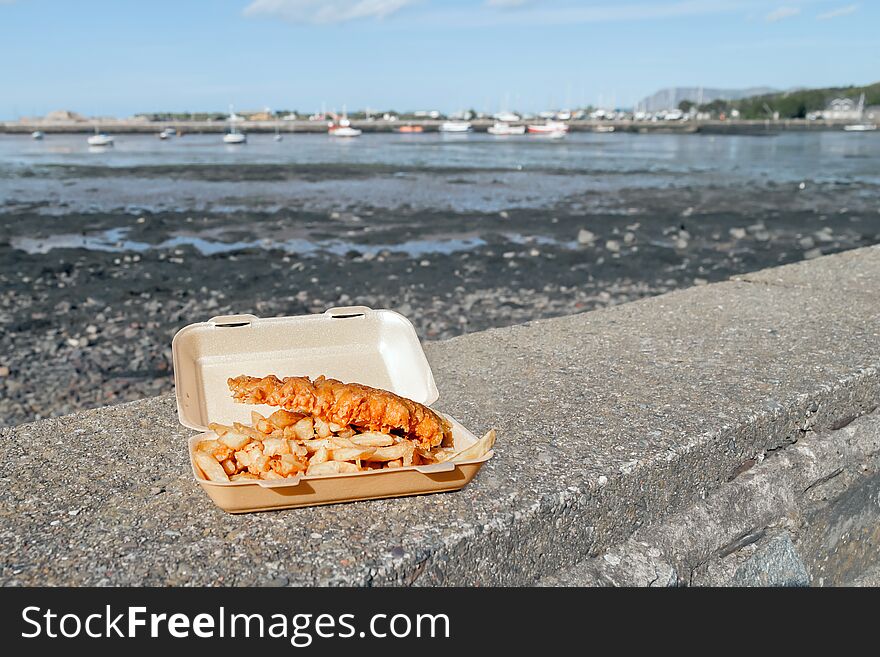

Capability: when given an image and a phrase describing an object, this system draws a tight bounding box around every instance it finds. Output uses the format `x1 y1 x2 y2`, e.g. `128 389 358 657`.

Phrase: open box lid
171 306 439 431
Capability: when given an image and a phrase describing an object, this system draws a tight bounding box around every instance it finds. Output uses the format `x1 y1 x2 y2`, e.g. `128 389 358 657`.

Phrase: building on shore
821 97 863 121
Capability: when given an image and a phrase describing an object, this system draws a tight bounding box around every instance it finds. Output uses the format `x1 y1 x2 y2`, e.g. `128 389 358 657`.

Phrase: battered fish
227 375 452 449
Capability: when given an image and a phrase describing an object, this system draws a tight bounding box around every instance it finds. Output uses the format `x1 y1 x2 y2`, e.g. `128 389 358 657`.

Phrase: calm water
1 130 879 182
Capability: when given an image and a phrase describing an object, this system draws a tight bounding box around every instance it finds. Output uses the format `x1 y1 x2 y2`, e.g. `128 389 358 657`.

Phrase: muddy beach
1 131 878 425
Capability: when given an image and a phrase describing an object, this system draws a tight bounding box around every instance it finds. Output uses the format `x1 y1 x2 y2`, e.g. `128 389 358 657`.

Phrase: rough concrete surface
540 408 880 586
1 245 879 586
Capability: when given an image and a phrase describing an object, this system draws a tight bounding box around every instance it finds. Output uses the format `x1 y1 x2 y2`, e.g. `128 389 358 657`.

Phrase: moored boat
487 122 526 136
527 120 569 135
222 131 247 144
439 121 472 133
223 106 246 144
328 116 362 137
87 127 114 147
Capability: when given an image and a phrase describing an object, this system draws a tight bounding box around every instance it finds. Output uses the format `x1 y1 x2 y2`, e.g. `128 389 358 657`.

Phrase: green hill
697 81 880 119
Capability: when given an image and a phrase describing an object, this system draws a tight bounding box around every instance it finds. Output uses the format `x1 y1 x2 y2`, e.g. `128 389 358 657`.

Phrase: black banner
0 586 868 653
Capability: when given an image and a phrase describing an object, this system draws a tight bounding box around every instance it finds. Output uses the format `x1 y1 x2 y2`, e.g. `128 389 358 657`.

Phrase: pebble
577 229 596 245
814 227 834 243
605 240 621 253
798 236 815 250
729 227 747 240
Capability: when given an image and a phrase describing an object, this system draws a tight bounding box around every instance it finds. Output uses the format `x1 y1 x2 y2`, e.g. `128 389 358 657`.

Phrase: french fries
195 405 496 484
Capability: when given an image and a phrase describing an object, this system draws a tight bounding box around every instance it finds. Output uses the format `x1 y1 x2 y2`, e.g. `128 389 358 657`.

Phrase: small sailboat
274 123 283 142
31 131 44 140
87 125 114 146
222 106 247 144
223 130 246 144
439 121 472 133
487 122 525 136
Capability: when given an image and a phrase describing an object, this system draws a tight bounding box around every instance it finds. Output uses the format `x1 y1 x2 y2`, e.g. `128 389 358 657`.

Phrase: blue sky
0 0 877 118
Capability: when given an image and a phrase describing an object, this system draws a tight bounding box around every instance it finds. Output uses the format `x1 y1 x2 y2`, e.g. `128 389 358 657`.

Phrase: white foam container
172 306 493 513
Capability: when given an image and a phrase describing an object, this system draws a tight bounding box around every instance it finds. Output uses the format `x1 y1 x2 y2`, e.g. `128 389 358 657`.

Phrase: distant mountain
636 87 778 112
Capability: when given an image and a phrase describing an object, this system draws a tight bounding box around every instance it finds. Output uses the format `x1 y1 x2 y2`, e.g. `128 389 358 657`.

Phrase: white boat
487 122 525 136
222 131 247 144
493 111 520 123
439 121 472 133
31 131 44 140
274 124 283 141
594 125 615 133
328 116 362 137
87 128 114 147
223 105 246 144
158 129 173 140
527 120 569 136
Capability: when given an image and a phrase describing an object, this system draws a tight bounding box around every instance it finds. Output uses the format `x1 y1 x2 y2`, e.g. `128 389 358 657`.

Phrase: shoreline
1 118 870 135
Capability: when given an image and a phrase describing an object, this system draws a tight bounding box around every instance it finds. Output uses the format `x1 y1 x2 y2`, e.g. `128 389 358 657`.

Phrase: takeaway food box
171 306 495 513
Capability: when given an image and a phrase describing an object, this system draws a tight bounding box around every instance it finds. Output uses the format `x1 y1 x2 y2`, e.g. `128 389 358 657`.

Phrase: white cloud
431 1 776 28
764 6 801 22
243 0 414 25
817 4 858 20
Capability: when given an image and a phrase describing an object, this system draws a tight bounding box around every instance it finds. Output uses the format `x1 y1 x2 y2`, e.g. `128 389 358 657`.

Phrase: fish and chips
193 375 495 483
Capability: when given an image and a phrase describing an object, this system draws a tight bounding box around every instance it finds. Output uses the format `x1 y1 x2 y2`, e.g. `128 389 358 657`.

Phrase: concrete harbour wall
1 246 878 586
